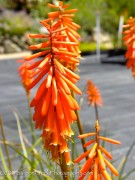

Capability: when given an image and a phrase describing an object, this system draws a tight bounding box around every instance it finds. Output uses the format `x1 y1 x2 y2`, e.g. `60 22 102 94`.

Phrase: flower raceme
86 80 103 107
74 130 121 180
22 2 81 164
123 17 135 77
47 1 81 71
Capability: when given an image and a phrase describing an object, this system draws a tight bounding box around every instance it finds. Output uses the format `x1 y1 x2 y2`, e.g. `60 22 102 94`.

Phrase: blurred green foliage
0 10 37 36
0 0 135 44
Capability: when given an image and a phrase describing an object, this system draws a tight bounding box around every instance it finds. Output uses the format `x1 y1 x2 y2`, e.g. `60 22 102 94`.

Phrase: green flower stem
71 91 88 158
59 153 70 180
0 115 14 180
94 104 100 146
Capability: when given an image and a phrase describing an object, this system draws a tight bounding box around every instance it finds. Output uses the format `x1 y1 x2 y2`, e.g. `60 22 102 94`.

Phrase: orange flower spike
86 80 103 107
98 136 121 145
104 157 119 176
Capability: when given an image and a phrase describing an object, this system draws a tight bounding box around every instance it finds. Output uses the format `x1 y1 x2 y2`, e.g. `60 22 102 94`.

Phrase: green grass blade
33 169 53 180
13 111 28 158
0 145 11 180
121 168 135 180
119 141 135 179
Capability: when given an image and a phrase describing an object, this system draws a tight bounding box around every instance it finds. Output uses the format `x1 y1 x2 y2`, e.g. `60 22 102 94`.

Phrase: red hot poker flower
86 80 103 107
24 5 81 164
123 17 135 77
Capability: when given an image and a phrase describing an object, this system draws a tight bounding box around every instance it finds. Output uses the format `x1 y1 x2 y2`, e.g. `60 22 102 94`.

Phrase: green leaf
0 145 11 180
119 141 135 179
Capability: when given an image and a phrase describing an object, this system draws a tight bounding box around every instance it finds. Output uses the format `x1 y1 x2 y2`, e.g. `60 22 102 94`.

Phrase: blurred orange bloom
123 17 135 77
86 80 103 107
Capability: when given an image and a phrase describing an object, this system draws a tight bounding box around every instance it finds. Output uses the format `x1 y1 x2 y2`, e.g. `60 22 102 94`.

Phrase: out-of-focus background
0 0 135 54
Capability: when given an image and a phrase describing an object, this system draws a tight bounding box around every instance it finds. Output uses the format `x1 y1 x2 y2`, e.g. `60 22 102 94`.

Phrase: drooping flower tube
123 17 135 77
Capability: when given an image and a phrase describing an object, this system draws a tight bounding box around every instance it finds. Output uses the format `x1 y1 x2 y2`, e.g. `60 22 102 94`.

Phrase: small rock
4 39 22 53
0 45 4 54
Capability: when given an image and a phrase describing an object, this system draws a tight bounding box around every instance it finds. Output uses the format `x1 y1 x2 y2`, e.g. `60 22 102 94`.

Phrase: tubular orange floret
74 149 91 163
98 145 113 159
98 136 121 145
78 132 96 139
84 139 95 147
104 157 119 176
